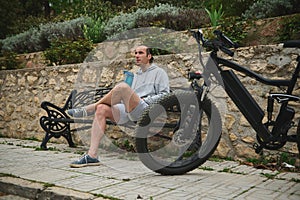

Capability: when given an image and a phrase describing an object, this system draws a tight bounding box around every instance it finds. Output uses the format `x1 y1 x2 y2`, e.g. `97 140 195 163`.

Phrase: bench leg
40 129 75 149
40 116 75 149
61 129 76 148
40 132 52 150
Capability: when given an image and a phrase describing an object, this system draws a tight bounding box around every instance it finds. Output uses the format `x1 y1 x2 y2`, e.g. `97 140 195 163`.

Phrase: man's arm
143 68 170 104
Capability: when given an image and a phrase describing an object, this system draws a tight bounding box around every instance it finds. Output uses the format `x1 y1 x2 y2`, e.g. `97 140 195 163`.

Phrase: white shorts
114 100 149 124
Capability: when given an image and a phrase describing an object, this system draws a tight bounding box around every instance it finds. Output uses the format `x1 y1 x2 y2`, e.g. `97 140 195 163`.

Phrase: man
67 45 170 167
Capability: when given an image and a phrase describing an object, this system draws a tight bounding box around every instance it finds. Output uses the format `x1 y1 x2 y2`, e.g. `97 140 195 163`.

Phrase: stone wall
0 44 299 160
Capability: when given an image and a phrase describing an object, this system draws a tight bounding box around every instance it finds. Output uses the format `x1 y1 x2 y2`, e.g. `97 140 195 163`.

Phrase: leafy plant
278 152 296 166
278 14 300 41
199 166 214 171
261 172 278 179
103 3 180 39
136 8 209 31
205 4 224 27
43 38 93 66
83 17 106 43
220 16 250 46
243 0 294 19
1 17 87 54
49 0 117 21
0 51 23 70
203 0 256 17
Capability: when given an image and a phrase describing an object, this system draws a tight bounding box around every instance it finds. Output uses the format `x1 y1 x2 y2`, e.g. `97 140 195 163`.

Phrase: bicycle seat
283 40 300 48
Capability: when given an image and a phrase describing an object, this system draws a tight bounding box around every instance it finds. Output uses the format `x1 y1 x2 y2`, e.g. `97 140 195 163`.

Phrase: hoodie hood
136 64 158 75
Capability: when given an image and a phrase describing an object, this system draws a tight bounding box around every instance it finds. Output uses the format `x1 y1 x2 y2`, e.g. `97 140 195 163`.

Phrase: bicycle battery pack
221 70 267 135
272 106 295 135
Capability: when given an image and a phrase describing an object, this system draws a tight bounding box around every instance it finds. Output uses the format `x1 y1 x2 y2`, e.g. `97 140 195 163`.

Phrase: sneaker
70 154 100 168
66 108 88 119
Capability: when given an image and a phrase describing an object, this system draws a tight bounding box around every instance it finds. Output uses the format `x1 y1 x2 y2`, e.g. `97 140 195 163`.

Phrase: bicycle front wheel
135 91 222 175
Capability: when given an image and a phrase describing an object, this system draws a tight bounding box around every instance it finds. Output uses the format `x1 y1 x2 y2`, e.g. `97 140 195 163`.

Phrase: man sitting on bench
67 45 170 168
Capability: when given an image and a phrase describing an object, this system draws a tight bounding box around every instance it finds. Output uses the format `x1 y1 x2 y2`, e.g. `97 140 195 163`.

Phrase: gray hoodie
131 64 170 104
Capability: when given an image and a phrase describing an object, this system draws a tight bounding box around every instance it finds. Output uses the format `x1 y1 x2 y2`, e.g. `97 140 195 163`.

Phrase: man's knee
95 104 110 116
114 82 131 92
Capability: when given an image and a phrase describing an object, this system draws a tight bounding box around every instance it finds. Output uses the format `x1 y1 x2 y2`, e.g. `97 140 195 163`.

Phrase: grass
243 152 300 173
199 166 214 171
43 183 55 187
95 194 121 200
219 168 231 173
260 172 279 179
218 168 247 175
24 136 39 141
209 156 234 162
291 178 300 183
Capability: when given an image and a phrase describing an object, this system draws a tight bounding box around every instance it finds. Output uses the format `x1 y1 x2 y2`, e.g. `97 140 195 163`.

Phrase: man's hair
146 47 154 63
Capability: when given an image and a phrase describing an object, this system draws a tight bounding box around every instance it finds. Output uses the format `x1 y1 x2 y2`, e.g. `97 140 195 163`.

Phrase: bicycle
135 29 300 175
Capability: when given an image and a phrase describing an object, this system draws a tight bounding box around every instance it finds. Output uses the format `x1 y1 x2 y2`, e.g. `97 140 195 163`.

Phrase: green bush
39 17 86 45
243 0 293 19
278 14 300 41
104 4 210 39
0 51 23 70
202 0 255 17
1 28 42 53
50 0 117 21
205 4 224 27
83 17 107 43
43 38 93 66
136 9 209 31
1 17 87 54
103 4 180 39
220 17 250 46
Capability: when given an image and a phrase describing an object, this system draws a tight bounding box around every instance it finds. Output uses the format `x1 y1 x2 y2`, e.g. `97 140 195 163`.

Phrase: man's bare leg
87 104 117 158
88 83 140 112
87 83 140 158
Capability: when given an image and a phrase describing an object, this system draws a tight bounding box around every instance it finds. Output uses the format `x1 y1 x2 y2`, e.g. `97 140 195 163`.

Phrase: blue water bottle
123 70 134 86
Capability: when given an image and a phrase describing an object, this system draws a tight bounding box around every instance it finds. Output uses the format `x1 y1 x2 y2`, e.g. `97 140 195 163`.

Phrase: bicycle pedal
253 143 263 154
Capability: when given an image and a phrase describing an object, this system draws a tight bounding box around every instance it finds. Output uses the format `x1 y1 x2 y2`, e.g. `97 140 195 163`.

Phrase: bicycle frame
208 51 300 143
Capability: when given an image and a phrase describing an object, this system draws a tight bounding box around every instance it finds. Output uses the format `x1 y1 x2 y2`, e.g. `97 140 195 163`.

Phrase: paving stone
0 194 30 200
0 138 299 200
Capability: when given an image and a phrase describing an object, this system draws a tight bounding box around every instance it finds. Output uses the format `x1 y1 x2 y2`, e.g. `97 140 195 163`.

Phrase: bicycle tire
135 91 222 175
296 119 300 155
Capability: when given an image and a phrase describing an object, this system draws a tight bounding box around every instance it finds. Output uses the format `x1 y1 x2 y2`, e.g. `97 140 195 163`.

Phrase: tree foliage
0 0 22 39
1 0 299 56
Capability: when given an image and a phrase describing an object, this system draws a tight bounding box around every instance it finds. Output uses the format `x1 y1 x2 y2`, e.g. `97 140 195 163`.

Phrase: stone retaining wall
0 44 299 160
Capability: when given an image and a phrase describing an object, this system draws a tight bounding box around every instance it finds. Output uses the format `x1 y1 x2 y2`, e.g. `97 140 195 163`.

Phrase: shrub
243 0 293 19
219 17 251 46
51 0 117 22
104 4 210 39
103 4 180 38
205 4 224 27
83 17 107 43
278 14 300 41
40 18 86 42
136 9 209 31
2 27 44 53
43 38 93 66
1 17 87 54
202 0 255 17
0 51 23 70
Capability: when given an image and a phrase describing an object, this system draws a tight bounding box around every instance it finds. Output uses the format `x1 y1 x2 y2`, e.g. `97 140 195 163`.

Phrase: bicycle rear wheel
135 91 222 175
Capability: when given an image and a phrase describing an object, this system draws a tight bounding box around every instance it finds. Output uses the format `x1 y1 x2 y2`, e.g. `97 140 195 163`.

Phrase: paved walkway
0 138 299 200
